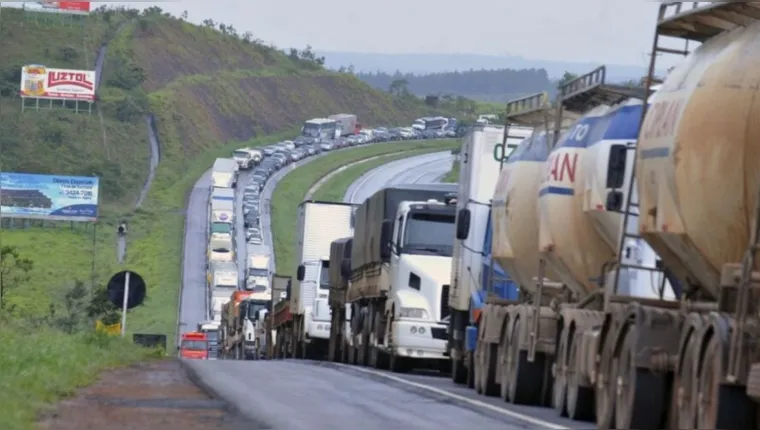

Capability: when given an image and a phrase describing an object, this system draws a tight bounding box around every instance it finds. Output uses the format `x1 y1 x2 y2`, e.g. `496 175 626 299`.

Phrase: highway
179 147 582 429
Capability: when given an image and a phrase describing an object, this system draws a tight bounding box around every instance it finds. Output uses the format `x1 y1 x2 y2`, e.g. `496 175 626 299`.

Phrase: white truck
286 201 356 359
246 254 271 291
211 158 238 188
232 147 262 170
208 236 234 264
446 123 531 382
207 261 239 321
341 184 458 371
328 113 357 137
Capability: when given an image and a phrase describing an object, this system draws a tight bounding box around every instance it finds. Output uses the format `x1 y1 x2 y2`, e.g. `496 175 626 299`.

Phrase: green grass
442 162 460 183
311 147 458 202
0 329 158 430
272 140 458 275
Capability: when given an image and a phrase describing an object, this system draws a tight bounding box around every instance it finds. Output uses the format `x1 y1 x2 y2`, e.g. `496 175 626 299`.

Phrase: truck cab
385 197 457 361
296 259 332 346
180 332 209 360
232 148 261 169
196 321 221 359
240 295 271 359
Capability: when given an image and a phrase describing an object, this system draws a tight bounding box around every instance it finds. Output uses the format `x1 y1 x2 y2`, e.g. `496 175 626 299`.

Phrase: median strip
271 140 458 275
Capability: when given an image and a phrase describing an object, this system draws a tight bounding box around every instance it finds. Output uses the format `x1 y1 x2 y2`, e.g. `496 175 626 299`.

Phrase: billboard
38 1 90 14
19 65 96 102
0 173 99 222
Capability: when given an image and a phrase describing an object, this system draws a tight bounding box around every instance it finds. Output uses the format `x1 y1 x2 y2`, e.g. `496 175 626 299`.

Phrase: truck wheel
474 341 484 394
481 342 499 396
466 350 475 389
389 350 409 373
675 331 700 430
566 331 594 420
552 327 569 416
451 357 467 384
614 328 667 430
508 319 545 405
696 334 755 429
595 330 617 430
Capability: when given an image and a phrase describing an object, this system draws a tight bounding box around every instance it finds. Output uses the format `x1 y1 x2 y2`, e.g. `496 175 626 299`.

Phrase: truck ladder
499 91 552 169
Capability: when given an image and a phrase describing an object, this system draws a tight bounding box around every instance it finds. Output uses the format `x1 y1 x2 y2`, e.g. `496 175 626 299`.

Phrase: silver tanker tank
492 129 560 293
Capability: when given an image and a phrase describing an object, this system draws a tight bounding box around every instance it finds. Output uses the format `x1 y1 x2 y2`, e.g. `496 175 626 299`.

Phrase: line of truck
264 4 760 429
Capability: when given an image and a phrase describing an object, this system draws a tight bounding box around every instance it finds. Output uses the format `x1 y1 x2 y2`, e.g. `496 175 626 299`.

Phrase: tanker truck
465 66 672 417
586 4 760 430
446 121 530 385
326 237 353 362
343 184 458 371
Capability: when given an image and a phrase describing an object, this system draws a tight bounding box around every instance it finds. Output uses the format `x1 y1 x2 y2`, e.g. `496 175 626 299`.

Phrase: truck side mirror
340 258 351 280
296 264 305 281
456 208 471 240
605 190 623 212
380 219 393 259
606 144 627 189
285 281 291 299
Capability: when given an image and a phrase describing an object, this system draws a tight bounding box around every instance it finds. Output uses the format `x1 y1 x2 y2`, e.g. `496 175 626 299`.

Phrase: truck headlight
399 307 429 319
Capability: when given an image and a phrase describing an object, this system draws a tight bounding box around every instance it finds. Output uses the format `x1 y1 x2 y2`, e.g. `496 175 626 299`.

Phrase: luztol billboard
38 1 91 14
19 65 96 102
0 173 99 222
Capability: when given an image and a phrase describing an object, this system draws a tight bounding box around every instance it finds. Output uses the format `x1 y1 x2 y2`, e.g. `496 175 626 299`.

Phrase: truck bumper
392 320 448 360
307 320 331 340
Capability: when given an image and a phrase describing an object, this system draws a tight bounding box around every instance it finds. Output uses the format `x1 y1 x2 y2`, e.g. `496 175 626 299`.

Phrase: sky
104 0 670 66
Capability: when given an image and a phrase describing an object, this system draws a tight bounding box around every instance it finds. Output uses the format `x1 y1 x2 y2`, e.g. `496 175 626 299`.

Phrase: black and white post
120 271 131 337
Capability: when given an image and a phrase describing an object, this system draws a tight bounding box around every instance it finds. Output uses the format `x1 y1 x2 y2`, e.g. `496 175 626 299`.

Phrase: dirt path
38 360 253 430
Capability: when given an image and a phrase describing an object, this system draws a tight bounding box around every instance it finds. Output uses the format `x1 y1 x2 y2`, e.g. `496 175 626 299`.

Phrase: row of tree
354 68 554 102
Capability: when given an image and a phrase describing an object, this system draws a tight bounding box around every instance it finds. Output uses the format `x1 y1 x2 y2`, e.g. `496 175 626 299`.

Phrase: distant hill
319 51 658 83
355 69 554 103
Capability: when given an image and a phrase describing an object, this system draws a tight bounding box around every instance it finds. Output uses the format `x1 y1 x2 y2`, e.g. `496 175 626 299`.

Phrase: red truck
179 332 209 360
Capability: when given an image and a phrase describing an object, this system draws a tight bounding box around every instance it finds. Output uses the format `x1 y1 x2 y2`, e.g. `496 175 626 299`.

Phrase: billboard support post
91 222 97 289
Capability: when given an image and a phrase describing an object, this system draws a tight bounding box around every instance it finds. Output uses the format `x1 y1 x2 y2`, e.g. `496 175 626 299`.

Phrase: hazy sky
108 0 667 66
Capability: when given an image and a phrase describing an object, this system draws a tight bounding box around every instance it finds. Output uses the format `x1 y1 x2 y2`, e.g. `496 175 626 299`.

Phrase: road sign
107 270 146 309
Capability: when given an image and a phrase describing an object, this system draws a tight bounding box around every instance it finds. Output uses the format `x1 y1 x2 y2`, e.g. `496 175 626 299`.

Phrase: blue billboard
0 173 99 221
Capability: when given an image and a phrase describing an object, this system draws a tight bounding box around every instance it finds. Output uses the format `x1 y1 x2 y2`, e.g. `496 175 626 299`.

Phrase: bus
179 332 209 360
412 116 449 131
301 118 338 142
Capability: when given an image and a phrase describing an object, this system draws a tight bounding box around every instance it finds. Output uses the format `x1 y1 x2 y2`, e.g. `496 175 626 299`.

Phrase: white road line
334 364 571 430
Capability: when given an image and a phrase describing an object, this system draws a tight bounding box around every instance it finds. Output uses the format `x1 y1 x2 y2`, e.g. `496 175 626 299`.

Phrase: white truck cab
232 148 261 169
384 198 457 361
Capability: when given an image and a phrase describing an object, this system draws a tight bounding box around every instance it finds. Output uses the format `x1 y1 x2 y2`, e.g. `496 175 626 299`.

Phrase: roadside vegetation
442 163 460 183
271 140 458 275
310 148 455 202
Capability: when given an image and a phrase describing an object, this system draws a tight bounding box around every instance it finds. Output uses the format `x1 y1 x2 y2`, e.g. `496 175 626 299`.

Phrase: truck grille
440 284 450 321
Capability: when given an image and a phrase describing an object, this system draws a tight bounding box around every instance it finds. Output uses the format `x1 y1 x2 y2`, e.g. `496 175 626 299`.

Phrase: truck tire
451 357 467 384
508 319 545 405
614 328 667 430
566 331 594 420
389 350 409 373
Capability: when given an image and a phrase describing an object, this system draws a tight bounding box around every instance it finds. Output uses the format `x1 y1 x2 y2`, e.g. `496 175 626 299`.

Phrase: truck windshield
211 223 230 233
233 151 250 158
320 260 330 289
247 268 268 277
203 331 219 342
403 212 455 256
246 300 269 319
182 340 207 351
302 123 320 137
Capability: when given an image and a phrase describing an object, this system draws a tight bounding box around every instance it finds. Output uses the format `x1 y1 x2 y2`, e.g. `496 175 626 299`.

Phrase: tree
388 79 409 97
0 246 33 309
559 71 578 86
180 10 188 20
